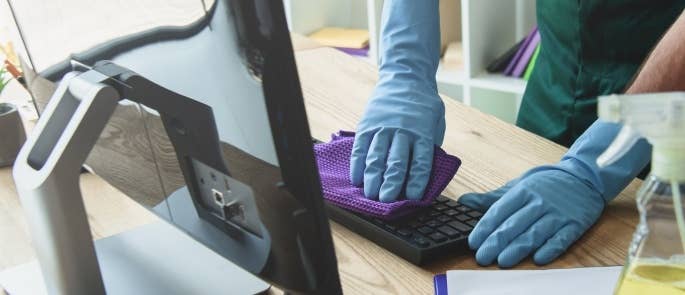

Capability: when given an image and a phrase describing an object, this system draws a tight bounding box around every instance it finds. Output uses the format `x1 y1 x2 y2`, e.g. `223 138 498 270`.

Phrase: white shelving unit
284 0 536 123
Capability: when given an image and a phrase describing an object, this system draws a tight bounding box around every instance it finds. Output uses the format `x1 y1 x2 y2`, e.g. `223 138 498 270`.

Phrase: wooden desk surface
297 47 640 293
0 43 640 294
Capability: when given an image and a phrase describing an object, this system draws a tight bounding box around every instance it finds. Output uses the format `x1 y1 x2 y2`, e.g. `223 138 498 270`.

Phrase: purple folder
512 30 540 77
336 46 369 57
434 274 448 295
504 27 538 76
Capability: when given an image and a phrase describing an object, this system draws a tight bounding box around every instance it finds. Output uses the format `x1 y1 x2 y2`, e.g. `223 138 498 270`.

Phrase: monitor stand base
0 221 271 295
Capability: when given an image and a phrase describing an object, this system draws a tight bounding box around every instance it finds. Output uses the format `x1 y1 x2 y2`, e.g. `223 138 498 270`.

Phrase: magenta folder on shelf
503 27 538 76
336 46 369 57
511 30 540 77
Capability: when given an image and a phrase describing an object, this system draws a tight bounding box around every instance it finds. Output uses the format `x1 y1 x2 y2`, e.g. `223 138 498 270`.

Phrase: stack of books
309 27 369 57
486 26 541 80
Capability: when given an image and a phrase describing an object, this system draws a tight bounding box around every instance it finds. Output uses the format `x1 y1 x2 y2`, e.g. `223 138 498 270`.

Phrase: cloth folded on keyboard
314 131 461 219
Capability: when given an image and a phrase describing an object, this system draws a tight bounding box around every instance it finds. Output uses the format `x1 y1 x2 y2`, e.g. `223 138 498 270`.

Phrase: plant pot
0 102 27 167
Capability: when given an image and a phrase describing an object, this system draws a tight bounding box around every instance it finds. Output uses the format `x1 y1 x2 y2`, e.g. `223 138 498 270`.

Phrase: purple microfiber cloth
314 131 461 219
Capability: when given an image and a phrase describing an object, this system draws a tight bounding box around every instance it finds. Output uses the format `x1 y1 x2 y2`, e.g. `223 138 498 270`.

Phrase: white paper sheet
447 266 622 295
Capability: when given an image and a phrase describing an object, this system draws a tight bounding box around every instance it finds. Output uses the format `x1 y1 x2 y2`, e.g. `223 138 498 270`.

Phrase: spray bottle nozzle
597 126 641 168
596 92 685 179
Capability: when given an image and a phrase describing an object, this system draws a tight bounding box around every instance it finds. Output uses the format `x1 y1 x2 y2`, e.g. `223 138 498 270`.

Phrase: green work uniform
518 0 685 147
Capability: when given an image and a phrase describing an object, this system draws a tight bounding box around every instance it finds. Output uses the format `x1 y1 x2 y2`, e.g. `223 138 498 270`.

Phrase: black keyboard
324 195 482 265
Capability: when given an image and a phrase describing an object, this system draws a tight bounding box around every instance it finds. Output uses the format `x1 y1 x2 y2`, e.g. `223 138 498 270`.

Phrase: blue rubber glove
350 0 444 202
459 121 652 267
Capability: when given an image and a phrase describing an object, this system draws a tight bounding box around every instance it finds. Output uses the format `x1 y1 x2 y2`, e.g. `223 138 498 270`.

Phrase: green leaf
0 67 9 95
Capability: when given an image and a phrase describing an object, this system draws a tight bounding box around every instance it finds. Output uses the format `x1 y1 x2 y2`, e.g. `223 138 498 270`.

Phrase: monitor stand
10 67 270 294
0 221 271 295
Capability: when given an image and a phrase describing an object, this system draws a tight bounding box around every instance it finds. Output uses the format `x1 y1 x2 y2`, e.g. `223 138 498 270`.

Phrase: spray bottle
597 92 685 295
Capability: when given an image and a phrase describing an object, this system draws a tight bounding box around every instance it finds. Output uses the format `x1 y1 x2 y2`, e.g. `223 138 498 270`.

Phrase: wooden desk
297 47 639 293
1 45 640 294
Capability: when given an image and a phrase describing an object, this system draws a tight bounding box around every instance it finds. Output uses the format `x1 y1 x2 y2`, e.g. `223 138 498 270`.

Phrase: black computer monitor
18 0 341 293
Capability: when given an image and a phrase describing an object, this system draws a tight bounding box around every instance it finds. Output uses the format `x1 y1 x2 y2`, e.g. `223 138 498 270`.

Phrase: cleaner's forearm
590 10 685 201
627 10 685 94
376 0 441 90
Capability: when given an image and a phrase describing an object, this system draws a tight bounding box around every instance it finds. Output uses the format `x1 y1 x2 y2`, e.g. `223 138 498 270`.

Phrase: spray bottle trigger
597 125 642 168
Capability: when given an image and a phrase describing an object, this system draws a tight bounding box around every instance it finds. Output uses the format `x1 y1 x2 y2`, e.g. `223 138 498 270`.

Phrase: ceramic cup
0 102 27 167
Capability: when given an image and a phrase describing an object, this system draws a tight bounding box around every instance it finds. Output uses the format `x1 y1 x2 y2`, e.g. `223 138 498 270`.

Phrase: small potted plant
0 63 27 167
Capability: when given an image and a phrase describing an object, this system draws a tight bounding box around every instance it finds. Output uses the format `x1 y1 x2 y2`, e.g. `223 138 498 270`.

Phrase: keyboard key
444 209 459 216
468 211 483 218
437 226 460 238
407 221 422 228
447 220 472 232
436 196 450 203
466 220 479 227
412 236 431 247
426 220 442 228
429 232 447 243
407 220 423 228
418 226 434 235
456 214 471 221
384 224 396 232
445 200 460 207
428 210 441 217
455 205 469 212
418 215 431 222
437 215 452 223
434 204 448 211
397 228 412 237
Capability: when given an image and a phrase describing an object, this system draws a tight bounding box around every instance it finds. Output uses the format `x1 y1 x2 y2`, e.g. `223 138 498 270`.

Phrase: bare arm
627 10 685 94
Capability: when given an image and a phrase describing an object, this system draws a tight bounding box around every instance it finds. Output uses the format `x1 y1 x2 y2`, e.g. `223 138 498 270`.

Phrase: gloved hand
460 169 605 267
459 121 652 267
350 0 444 202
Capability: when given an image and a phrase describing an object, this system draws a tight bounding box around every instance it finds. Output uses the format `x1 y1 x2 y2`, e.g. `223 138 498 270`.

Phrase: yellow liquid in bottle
615 261 685 295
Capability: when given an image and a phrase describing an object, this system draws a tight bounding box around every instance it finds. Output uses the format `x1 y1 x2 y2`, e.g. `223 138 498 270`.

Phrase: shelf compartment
436 63 465 85
470 73 527 94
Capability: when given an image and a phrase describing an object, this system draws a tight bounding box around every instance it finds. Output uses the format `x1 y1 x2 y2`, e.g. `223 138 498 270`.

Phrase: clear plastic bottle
596 93 685 295
613 177 685 295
